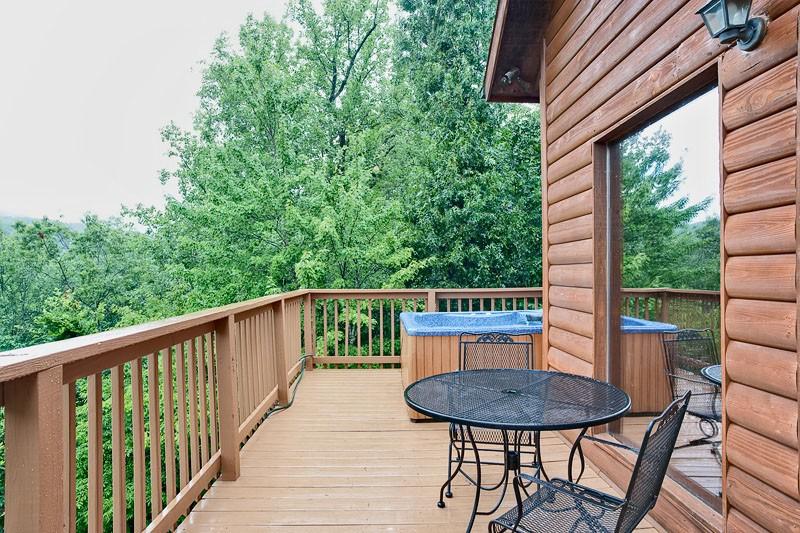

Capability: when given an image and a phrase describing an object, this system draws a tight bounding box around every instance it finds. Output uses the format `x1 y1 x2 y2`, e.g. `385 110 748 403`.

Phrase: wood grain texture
720 4 799 89
724 205 795 256
549 305 594 338
722 58 797 130
545 0 651 100
176 370 658 532
548 164 592 203
727 467 800 532
545 0 600 65
727 508 770 532
725 254 796 301
726 423 799 500
549 286 593 313
723 107 796 173
620 333 672 413
549 326 593 363
547 23 724 164
548 238 593 264
548 346 593 376
548 189 593 224
549 213 593 244
548 143 593 184
724 156 795 214
546 0 688 128
726 298 796 351
726 340 797 399
549 264 593 288
726 382 798 449
545 0 626 83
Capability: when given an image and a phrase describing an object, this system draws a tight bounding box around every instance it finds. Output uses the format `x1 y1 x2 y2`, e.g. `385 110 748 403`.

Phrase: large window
608 86 722 508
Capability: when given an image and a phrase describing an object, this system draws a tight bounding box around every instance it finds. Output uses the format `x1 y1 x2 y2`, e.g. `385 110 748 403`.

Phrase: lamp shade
698 0 727 37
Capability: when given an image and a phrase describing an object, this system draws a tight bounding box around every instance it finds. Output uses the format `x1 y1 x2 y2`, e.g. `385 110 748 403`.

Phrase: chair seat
490 479 622 533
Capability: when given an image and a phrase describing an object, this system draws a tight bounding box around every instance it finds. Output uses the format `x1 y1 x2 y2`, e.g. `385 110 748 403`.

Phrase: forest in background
0 0 718 354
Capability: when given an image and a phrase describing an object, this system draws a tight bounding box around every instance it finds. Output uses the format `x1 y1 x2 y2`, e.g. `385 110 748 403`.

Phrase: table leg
465 426 480 533
567 427 588 483
439 424 468 508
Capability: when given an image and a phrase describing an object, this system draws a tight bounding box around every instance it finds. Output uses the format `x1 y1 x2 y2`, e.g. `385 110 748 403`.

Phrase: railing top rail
0 286 718 383
0 289 309 383
621 288 720 297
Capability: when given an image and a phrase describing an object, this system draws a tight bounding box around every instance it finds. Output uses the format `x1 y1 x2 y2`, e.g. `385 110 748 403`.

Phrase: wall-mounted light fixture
697 0 766 51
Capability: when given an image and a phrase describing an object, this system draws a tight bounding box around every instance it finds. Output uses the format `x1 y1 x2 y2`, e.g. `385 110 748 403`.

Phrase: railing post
426 289 437 312
660 290 670 323
273 299 291 403
5 365 66 532
215 315 241 481
304 292 315 371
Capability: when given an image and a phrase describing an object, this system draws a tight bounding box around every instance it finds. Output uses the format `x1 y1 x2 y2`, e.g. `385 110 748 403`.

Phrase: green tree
620 128 718 289
387 0 543 288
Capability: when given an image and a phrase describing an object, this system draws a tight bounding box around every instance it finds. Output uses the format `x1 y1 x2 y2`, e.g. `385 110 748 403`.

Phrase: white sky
0 2 720 223
638 87 720 220
0 1 293 222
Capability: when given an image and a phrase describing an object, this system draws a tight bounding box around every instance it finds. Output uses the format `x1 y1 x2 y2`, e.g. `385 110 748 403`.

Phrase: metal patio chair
660 329 721 450
443 332 536 500
489 391 691 533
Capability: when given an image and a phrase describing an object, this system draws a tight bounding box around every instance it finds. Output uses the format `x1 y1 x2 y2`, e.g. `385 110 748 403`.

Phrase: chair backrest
458 332 533 370
661 329 718 398
616 391 690 533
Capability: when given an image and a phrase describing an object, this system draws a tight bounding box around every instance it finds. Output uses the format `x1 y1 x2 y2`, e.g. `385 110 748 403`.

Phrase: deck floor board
180 370 657 532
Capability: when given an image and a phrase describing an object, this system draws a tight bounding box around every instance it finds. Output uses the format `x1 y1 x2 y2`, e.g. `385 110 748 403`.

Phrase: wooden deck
622 415 722 509
180 369 658 532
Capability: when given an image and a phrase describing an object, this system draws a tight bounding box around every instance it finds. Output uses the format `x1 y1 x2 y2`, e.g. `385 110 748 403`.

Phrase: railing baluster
357 300 362 355
334 300 339 358
147 352 163 517
391 300 396 356
176 343 189 489
208 333 219 453
64 380 77 533
88 372 104 531
198 336 210 465
323 299 329 358
345 300 350 357
368 299 373 356
132 358 147 530
188 338 200 476
163 348 177 502
111 365 126 532
379 300 384 356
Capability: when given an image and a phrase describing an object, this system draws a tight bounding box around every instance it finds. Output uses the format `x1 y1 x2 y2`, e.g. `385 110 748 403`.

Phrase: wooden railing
621 288 721 339
309 288 543 366
0 286 717 531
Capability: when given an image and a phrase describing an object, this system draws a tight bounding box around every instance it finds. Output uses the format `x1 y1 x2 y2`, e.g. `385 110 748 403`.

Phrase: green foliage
620 129 719 290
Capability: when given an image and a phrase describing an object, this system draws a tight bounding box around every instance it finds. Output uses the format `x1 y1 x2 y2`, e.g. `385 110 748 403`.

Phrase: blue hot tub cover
400 310 676 337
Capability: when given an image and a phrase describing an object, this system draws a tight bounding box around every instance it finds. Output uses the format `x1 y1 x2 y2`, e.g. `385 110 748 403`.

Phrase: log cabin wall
540 0 800 530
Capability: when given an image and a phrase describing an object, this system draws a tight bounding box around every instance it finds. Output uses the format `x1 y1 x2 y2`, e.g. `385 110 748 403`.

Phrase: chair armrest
581 434 638 453
516 473 625 512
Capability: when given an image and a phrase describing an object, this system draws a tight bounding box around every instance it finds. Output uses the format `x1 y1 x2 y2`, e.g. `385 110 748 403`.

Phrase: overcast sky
0 1 292 221
1 1 719 223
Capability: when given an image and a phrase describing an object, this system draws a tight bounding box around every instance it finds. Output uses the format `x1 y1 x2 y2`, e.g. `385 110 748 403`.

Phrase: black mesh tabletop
701 364 722 385
404 369 631 431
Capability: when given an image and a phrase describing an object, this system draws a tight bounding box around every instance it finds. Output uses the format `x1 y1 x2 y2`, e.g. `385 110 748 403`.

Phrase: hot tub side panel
620 333 672 414
401 325 543 420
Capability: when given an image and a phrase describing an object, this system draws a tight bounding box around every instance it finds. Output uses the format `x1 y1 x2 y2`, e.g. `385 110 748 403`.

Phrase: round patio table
404 369 631 532
701 364 722 386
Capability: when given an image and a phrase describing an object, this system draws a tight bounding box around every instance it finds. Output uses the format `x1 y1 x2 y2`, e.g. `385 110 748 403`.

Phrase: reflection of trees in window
620 128 719 290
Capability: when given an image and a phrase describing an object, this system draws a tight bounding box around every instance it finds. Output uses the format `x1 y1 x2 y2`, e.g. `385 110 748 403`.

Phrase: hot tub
400 310 676 417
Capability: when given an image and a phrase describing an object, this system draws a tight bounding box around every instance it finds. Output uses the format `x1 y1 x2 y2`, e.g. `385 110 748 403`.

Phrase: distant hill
0 214 85 234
